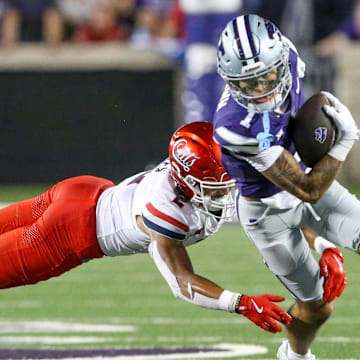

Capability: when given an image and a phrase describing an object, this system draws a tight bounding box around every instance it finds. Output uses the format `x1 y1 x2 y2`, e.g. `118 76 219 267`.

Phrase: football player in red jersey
0 122 344 335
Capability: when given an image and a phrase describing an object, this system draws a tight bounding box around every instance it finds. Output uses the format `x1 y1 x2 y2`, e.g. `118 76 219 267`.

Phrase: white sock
287 344 312 360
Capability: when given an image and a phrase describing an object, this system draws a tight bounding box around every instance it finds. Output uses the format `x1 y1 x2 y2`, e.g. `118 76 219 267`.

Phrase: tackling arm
147 226 292 333
149 229 235 308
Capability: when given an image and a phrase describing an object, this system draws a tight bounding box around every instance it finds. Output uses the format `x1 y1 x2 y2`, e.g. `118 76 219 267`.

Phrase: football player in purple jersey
214 14 358 360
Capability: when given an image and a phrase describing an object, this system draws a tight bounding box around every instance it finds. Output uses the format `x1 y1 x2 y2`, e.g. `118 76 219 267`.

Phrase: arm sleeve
148 241 239 312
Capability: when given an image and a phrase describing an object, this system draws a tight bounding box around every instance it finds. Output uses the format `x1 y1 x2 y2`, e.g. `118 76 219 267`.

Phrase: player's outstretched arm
148 230 291 333
302 227 347 302
262 93 358 203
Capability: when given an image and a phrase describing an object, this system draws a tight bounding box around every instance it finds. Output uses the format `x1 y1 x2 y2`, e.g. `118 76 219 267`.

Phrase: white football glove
321 91 359 161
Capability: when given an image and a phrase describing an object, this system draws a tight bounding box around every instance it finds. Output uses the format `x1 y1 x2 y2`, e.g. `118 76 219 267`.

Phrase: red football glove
235 294 292 334
319 247 347 302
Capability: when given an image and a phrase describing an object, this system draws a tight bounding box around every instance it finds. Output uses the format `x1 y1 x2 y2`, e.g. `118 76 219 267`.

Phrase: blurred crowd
0 0 185 58
0 0 359 51
1 0 360 66
1 0 360 124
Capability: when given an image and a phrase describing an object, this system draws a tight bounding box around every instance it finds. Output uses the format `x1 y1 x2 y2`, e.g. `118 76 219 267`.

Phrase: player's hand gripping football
321 91 359 161
322 91 359 141
319 247 347 302
235 294 292 333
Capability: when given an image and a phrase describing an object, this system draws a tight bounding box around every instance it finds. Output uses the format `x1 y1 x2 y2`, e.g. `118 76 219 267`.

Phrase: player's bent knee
294 300 333 325
312 302 333 325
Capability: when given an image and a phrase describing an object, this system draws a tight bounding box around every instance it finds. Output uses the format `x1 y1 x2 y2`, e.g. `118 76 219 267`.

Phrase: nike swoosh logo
251 299 263 313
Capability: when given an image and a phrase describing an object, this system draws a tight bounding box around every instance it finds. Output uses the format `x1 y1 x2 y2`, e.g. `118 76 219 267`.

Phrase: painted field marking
108 315 360 325
121 335 360 345
11 354 360 360
0 336 108 344
270 336 360 344
0 321 136 333
157 337 222 343
107 317 250 325
0 344 268 359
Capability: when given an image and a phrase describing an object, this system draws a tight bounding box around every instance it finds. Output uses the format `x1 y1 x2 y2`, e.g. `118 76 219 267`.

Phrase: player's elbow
300 192 322 203
308 195 322 203
296 187 323 203
168 279 189 300
171 287 183 299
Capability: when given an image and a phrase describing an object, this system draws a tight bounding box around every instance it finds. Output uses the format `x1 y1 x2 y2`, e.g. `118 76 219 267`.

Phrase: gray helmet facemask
217 14 292 113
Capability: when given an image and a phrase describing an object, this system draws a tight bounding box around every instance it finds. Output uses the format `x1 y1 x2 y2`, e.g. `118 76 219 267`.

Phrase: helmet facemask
220 45 292 112
182 173 236 221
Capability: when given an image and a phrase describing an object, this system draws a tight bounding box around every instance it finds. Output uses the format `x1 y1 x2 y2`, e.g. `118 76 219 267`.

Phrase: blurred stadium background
1 0 360 359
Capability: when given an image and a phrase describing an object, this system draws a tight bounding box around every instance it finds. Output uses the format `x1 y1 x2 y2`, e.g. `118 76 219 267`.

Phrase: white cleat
277 341 290 360
277 340 316 360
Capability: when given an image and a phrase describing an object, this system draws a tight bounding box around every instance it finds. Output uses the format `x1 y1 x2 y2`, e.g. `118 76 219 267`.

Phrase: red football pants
0 175 114 289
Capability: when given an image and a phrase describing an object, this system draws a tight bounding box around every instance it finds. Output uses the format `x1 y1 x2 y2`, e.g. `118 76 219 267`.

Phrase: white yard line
0 336 109 344
100 316 360 325
0 321 358 359
0 321 136 333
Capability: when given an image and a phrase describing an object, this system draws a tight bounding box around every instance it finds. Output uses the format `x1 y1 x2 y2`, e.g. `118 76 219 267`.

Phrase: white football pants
238 181 360 302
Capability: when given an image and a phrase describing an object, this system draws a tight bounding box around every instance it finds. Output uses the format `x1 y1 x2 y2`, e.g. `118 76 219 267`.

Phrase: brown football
290 93 337 167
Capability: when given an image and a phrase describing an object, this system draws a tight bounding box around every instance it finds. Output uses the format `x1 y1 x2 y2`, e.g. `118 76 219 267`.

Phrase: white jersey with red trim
95 159 224 256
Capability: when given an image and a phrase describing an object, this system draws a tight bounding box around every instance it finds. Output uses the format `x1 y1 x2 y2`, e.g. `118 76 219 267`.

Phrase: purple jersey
213 50 305 198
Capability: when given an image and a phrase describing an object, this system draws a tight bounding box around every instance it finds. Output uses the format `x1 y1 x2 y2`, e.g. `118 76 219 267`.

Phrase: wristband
314 236 336 255
218 290 242 312
328 139 355 162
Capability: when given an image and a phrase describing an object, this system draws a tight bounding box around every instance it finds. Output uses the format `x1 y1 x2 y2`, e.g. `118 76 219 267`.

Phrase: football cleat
277 340 316 360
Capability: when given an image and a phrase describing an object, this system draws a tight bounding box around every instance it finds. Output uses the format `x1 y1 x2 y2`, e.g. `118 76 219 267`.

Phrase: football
290 92 337 167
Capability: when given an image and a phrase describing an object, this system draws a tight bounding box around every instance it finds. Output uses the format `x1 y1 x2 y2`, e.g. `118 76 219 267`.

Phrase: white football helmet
217 14 292 112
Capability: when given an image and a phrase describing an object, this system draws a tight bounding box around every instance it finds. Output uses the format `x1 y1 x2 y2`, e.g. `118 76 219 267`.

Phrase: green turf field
0 185 359 359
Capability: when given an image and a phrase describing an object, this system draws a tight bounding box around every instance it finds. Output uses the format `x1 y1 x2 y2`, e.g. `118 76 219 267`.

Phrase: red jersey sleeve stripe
146 203 189 232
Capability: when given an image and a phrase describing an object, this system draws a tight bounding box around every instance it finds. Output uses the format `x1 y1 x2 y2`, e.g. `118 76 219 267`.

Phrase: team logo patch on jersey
314 127 327 144
172 139 200 172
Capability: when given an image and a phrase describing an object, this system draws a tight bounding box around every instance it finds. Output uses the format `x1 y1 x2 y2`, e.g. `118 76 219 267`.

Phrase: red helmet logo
168 122 236 221
172 138 200 172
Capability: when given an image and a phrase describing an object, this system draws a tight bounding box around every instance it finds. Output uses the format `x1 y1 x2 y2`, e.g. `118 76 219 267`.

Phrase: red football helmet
169 121 236 220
